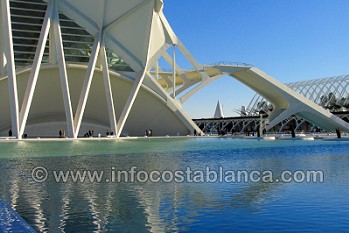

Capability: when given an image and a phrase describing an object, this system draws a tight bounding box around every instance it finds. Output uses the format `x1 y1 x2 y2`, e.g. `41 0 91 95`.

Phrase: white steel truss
1 0 20 138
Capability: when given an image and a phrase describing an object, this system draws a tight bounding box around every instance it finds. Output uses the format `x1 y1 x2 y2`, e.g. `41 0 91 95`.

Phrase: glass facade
9 0 133 71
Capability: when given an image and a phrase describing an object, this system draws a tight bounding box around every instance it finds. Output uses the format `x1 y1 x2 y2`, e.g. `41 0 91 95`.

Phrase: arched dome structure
247 75 349 116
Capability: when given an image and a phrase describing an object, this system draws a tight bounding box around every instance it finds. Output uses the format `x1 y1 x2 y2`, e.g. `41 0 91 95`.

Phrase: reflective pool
0 138 348 232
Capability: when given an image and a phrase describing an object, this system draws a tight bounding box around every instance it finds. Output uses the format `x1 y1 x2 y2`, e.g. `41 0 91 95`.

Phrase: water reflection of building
0 141 186 232
1 139 348 232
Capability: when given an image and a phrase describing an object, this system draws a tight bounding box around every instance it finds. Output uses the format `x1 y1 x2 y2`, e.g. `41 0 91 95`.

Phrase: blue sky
162 0 349 118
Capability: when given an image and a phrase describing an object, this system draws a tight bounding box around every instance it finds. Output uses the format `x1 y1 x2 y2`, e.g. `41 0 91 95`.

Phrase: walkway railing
208 61 253 67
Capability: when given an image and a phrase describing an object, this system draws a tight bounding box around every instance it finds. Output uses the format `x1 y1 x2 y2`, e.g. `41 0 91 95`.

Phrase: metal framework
246 75 349 116
196 75 349 134
194 111 349 135
194 116 261 135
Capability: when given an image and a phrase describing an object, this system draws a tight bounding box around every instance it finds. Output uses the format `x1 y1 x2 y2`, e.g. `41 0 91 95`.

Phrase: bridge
193 111 349 135
155 63 349 133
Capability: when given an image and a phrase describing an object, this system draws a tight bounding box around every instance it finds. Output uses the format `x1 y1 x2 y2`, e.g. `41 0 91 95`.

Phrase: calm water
0 138 348 232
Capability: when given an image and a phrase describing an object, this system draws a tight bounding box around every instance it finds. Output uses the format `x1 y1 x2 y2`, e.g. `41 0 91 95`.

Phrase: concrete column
19 0 54 136
116 69 147 137
73 32 101 138
49 26 57 65
100 43 117 136
52 0 75 138
1 0 21 139
172 44 176 99
0 1 6 76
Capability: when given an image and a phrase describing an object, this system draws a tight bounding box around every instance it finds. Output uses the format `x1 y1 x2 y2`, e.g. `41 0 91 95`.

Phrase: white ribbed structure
247 75 349 116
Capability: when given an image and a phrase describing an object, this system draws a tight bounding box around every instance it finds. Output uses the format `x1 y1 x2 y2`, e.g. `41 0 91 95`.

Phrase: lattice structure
246 75 349 116
194 117 261 135
195 75 349 134
194 111 349 135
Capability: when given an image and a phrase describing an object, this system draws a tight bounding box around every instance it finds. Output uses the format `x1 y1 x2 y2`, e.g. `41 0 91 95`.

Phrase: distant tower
240 106 247 116
214 100 224 118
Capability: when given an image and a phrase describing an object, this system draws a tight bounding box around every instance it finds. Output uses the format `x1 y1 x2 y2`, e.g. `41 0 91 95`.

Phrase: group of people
145 129 153 137
106 130 114 136
84 130 94 138
58 129 116 138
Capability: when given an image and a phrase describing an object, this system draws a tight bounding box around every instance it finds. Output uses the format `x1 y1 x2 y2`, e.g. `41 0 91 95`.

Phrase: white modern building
1 0 349 139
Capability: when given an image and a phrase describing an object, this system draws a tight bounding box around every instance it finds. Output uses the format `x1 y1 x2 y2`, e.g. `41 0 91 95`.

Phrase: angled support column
160 52 194 96
0 2 6 77
155 61 159 80
52 0 75 138
2 0 20 138
19 0 54 137
114 0 155 137
266 107 297 131
162 52 182 72
174 74 196 96
159 74 171 90
179 74 225 104
172 45 176 98
49 26 58 65
73 32 102 138
100 43 118 136
159 12 203 70
116 69 147 137
176 41 203 70
94 0 117 136
145 72 203 135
